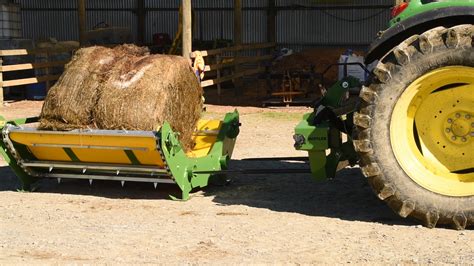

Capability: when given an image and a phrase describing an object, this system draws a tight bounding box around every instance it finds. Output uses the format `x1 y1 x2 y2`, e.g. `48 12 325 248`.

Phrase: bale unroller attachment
0 111 240 200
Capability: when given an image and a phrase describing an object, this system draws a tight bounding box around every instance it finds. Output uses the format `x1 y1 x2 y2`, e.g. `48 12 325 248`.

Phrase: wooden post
266 0 276 98
45 51 51 92
0 59 3 106
256 49 261 98
234 0 242 46
77 0 87 45
267 0 276 43
233 0 242 95
182 0 192 60
216 54 222 102
137 0 145 45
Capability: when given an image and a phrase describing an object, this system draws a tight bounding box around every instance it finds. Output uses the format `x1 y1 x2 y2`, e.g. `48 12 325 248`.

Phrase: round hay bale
39 46 116 130
39 45 150 130
39 44 201 151
94 53 203 151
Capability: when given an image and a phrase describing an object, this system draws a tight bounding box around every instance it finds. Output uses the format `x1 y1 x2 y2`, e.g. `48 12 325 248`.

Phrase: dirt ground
0 101 472 264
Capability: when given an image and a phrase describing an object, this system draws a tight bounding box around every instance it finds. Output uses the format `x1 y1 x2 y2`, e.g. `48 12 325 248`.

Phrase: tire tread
354 24 474 230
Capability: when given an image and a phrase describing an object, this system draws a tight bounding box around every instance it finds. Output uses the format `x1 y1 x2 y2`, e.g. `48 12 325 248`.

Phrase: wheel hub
444 111 473 144
390 66 474 197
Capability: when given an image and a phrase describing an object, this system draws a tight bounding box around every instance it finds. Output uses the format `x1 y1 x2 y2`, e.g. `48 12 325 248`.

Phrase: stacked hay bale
39 44 203 150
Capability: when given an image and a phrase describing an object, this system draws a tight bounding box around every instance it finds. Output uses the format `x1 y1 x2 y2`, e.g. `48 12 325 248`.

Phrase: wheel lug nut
471 132 474 137
451 136 457 141
461 137 467 142
447 119 453 123
455 113 461 118
466 114 471 120
471 123 474 128
445 128 451 133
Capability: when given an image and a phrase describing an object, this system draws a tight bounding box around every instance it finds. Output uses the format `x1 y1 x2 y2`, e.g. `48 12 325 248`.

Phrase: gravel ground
0 101 472 264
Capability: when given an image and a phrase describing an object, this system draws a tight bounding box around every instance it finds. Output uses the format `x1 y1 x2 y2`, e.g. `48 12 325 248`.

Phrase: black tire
354 25 474 229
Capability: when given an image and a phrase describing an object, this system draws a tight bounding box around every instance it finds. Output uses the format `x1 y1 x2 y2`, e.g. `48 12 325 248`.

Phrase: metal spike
82 168 87 174
121 181 125 187
49 166 53 172
154 182 158 189
57 178 61 184
116 170 120 176
89 179 93 186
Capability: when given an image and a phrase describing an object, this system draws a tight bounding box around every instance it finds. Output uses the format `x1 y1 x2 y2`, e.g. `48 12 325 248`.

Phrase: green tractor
295 0 473 229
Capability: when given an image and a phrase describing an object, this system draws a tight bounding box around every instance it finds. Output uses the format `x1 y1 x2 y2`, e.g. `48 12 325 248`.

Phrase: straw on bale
93 53 203 150
39 44 203 151
39 46 119 130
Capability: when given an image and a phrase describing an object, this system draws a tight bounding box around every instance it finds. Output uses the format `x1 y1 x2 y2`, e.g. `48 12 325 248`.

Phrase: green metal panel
161 111 240 200
294 77 360 180
0 116 38 190
294 113 332 179
294 113 329 151
322 76 360 108
390 0 474 26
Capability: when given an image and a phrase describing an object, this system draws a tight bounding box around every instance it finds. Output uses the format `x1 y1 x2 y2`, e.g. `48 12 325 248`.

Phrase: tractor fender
365 6 474 64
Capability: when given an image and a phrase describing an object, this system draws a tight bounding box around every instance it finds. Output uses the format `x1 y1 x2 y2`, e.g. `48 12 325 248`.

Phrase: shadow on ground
0 166 178 200
0 159 415 226
205 160 416 226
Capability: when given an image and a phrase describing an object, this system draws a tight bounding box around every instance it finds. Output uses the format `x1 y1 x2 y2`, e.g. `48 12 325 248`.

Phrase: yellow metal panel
72 149 132 164
9 131 165 167
8 118 223 166
187 120 222 158
134 150 165 166
27 147 72 162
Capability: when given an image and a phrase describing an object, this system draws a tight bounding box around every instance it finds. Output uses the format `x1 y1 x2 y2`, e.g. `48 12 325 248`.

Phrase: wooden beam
2 75 61 88
137 0 145 45
190 42 275 58
200 67 265 88
0 47 76 56
182 0 192 60
77 0 87 45
233 0 243 94
234 0 242 46
267 0 276 43
204 55 273 72
0 61 68 72
0 60 3 105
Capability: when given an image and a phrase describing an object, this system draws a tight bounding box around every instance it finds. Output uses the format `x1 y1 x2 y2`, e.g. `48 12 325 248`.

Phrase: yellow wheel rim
390 66 474 197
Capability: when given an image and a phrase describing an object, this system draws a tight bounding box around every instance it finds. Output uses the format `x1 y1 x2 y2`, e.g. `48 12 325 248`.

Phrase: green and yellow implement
0 111 240 200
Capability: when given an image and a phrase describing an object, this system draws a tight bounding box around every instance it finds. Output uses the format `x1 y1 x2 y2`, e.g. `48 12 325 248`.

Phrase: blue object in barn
26 83 46 100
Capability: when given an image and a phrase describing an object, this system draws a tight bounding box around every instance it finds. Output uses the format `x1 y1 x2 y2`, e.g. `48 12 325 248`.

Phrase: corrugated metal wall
14 0 393 51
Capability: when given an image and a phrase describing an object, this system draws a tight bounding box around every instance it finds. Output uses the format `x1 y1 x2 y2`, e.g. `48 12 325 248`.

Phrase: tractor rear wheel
354 25 474 229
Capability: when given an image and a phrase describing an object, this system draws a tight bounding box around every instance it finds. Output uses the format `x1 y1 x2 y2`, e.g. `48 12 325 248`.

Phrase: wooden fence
0 47 76 104
1 43 275 104
190 42 275 97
